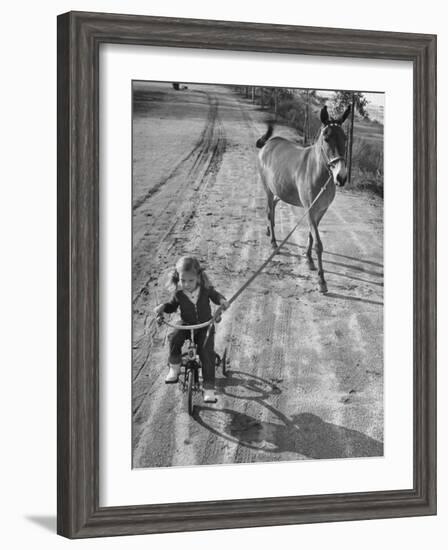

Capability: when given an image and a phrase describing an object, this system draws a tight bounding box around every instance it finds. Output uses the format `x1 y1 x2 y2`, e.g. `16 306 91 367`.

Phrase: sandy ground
132 82 383 468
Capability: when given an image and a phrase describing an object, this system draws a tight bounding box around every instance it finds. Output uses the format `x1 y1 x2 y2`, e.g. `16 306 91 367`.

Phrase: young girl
154 256 228 403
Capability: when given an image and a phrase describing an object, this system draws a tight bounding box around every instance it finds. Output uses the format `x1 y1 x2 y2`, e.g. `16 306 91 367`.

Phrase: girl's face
179 270 199 292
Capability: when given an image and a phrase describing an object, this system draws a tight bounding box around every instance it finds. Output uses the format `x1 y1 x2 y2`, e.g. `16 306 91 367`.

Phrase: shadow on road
324 269 384 288
323 258 383 278
194 370 383 460
194 402 383 460
290 242 383 269
281 247 383 278
215 369 282 401
325 291 383 307
277 245 383 293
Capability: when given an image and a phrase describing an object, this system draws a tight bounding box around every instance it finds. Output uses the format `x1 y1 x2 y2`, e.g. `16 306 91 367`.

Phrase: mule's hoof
305 258 316 271
266 227 271 237
271 242 278 250
319 281 328 294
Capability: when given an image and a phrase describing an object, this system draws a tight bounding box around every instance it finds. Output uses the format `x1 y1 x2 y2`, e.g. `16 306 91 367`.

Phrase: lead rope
204 174 332 345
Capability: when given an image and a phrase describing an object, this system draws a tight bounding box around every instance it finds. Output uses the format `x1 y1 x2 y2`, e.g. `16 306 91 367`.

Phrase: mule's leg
271 198 279 248
265 199 271 237
261 173 273 238
310 220 327 293
267 193 278 248
304 230 316 270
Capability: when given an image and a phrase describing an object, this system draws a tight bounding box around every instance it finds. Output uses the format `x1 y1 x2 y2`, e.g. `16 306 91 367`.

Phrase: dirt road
132 82 383 468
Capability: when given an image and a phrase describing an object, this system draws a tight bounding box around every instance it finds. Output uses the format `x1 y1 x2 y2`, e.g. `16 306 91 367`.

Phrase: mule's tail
256 123 274 148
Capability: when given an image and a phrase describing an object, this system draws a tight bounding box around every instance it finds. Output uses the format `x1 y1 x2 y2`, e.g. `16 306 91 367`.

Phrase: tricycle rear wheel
221 348 228 376
187 368 194 416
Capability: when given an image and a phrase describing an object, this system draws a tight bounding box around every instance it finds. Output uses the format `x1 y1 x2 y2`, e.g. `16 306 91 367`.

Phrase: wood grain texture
57 10 437 539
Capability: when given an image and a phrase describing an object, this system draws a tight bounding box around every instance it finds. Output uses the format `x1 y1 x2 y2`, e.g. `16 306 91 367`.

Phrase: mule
256 105 350 293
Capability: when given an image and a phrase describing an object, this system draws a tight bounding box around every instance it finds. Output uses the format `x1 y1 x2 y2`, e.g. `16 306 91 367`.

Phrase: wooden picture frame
57 11 437 538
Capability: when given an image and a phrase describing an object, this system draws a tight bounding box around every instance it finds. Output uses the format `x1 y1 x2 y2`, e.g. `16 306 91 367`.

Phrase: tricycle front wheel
221 348 228 376
187 369 194 415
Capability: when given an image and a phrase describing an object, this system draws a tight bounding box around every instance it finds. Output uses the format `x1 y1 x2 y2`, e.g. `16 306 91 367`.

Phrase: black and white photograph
132 81 384 469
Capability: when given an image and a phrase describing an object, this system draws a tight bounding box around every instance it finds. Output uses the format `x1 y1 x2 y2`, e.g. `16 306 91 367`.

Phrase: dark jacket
162 285 226 325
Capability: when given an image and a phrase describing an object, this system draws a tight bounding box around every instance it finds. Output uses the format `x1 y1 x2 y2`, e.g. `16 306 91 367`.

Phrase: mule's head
320 105 350 186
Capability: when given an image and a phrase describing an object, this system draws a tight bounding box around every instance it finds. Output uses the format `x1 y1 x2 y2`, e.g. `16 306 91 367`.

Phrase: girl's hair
165 256 213 291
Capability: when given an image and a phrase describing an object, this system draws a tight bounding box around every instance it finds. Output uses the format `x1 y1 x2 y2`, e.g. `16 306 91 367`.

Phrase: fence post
347 93 355 185
304 90 310 145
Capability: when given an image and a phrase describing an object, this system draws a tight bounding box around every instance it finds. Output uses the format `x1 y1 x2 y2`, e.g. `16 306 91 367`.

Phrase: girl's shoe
203 389 217 403
165 364 180 383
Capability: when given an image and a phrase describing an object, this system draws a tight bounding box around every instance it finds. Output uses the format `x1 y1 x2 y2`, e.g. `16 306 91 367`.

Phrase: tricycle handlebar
158 318 213 331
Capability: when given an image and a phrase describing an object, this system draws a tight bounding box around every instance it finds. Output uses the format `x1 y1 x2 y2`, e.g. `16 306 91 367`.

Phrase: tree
331 91 368 118
299 89 317 145
330 91 368 186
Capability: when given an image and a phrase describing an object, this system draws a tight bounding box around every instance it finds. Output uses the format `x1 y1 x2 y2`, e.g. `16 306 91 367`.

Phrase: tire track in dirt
132 90 226 395
132 88 228 464
133 99 220 211
133 93 226 301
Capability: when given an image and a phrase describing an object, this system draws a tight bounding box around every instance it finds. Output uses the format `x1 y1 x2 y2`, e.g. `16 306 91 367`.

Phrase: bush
351 138 383 196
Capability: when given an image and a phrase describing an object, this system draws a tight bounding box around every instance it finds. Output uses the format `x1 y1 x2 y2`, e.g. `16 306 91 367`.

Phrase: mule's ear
340 105 351 123
320 106 329 125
